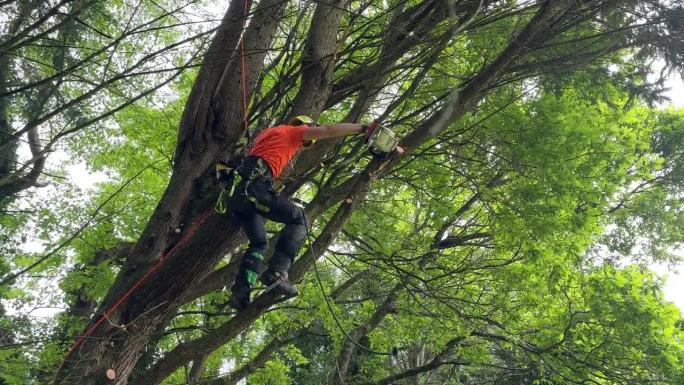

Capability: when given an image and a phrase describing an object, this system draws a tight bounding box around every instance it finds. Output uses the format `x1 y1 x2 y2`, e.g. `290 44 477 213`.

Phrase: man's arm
302 123 365 140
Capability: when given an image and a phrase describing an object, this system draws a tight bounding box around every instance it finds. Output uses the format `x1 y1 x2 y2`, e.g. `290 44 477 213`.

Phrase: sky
663 69 684 108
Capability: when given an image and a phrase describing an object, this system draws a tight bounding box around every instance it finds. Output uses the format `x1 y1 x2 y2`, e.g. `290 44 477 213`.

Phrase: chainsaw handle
362 121 378 140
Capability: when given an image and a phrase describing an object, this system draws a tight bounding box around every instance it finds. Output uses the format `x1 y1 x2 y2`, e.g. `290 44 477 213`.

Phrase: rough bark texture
54 0 288 383
289 0 348 117
130 3 575 384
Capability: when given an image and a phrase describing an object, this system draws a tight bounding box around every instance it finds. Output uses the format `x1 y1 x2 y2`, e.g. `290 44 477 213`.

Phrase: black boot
228 288 251 311
228 251 265 311
260 269 298 297
260 250 297 297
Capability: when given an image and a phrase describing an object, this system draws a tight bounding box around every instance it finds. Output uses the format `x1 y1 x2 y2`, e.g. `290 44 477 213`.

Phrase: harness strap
246 192 270 213
241 156 272 213
215 189 228 214
215 156 273 214
215 166 242 214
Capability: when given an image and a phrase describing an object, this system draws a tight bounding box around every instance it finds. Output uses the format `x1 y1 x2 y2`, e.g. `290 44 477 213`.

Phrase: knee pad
241 251 265 286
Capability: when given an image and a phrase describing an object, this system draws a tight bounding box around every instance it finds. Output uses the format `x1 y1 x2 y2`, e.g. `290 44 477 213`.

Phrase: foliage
1 0 683 384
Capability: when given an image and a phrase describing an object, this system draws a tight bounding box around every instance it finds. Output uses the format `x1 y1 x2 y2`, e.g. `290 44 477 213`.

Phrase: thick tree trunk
54 0 289 383
134 4 573 383
288 0 348 117
131 166 376 385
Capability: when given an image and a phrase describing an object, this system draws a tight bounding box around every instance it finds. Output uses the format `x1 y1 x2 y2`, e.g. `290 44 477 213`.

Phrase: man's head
288 115 317 147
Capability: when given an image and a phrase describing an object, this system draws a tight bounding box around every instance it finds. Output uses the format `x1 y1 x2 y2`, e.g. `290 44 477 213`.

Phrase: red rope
61 0 252 373
63 209 214 361
240 0 249 131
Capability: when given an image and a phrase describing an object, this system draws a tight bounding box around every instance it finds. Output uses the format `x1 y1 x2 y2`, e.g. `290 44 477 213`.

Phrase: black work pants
229 160 307 275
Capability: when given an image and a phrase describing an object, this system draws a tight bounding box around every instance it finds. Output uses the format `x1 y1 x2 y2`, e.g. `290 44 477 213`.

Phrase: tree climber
225 116 371 311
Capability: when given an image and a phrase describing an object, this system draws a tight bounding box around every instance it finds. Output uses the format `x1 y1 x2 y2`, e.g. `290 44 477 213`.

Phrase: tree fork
59 1 621 384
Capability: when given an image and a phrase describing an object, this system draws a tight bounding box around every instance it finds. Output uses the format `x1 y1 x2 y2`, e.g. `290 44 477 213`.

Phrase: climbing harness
215 189 229 214
240 157 272 213
215 162 238 214
216 162 236 190
215 156 273 214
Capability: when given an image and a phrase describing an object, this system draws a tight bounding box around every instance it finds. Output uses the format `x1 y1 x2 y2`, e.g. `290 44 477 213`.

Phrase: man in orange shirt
228 116 370 310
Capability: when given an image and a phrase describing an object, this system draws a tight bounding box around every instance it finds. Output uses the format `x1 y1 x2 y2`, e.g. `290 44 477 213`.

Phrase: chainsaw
364 122 404 156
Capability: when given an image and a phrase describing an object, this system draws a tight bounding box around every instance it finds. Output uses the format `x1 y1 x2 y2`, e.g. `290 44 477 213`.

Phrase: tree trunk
54 0 288 383
133 3 575 383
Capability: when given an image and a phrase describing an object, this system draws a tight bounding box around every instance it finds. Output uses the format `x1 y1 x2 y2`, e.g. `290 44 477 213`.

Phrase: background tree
0 0 212 209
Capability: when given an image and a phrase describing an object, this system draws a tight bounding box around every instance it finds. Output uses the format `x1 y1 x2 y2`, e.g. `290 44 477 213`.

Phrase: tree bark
54 0 289 383
131 4 578 383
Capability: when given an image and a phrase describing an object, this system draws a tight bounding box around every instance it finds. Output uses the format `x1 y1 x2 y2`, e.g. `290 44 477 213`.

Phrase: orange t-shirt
249 124 307 177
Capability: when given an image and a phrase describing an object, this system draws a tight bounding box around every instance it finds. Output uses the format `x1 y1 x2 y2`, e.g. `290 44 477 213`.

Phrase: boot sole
263 278 298 297
227 295 249 311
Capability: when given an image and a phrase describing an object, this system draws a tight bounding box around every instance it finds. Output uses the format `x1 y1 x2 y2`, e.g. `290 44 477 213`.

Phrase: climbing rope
61 209 214 363
304 216 392 356
60 0 254 374
239 0 249 132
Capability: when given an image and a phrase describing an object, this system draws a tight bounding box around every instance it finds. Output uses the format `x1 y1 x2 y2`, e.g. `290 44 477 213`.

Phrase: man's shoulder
264 124 295 133
258 125 306 141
